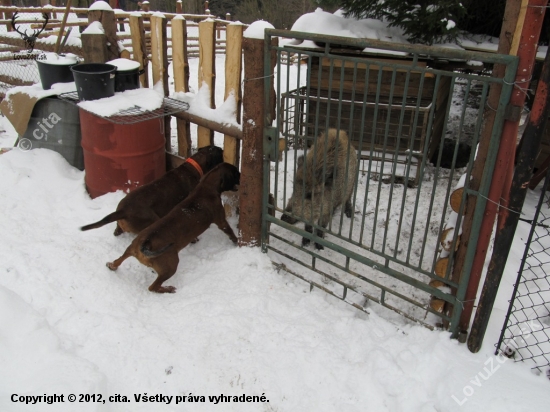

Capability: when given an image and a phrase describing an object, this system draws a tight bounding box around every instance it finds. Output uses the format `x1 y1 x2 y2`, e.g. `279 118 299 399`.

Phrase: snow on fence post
129 13 149 88
88 2 118 61
172 15 192 157
223 22 243 166
197 18 216 148
238 23 277 247
150 13 171 152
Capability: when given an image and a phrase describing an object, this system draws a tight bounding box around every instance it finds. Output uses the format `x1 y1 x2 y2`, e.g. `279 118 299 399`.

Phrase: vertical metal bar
380 68 398 256
355 64 372 243
419 75 456 269
396 67 426 260
449 58 519 337
391 64 414 258
361 65 384 248
339 60 359 237
260 33 273 250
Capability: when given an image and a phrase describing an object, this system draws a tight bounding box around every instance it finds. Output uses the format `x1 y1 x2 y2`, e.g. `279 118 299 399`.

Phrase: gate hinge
264 126 279 162
504 104 522 122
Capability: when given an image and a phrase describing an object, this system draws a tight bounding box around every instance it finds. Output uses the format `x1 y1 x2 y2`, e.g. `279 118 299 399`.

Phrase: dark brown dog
81 145 224 236
106 163 240 293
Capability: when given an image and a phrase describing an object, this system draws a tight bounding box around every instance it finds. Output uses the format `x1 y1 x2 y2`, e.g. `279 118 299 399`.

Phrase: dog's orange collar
185 158 203 178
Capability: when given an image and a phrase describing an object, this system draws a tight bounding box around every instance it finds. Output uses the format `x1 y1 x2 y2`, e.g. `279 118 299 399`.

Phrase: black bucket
36 59 76 90
107 58 144 92
114 67 144 92
71 63 117 101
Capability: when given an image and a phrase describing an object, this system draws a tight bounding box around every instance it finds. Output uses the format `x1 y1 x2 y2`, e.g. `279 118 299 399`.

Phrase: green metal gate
261 30 518 335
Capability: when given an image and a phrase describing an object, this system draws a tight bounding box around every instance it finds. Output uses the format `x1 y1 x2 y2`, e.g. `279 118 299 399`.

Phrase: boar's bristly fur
281 129 357 250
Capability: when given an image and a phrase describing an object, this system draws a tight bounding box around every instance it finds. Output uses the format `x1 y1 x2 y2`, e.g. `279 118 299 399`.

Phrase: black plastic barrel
36 60 76 90
21 97 84 170
71 63 116 101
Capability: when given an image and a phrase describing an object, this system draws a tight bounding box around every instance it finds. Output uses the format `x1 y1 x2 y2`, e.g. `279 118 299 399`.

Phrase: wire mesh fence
0 55 39 96
496 169 550 377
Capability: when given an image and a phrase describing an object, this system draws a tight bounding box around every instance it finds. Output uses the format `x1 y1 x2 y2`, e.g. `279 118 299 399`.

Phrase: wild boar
281 128 357 249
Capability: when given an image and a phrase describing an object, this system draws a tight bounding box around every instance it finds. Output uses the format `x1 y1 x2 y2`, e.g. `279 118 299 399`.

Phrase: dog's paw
156 286 177 293
106 262 117 271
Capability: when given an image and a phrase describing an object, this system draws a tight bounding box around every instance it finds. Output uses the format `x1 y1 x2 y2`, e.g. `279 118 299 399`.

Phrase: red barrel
80 109 166 198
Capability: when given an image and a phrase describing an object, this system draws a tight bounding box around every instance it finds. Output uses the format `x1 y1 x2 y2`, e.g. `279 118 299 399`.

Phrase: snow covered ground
0 141 549 411
0 11 549 412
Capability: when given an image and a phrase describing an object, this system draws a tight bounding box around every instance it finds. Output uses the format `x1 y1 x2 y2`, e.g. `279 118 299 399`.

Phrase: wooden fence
0 4 243 163
0 2 273 245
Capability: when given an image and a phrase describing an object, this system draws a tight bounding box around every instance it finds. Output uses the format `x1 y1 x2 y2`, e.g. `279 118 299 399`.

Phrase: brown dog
81 145 224 235
106 163 240 293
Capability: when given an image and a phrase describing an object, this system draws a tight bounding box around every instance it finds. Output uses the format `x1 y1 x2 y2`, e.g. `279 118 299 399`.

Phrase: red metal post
458 0 548 332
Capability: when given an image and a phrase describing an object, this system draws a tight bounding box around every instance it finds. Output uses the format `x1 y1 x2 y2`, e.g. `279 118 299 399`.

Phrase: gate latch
264 126 280 162
504 104 522 122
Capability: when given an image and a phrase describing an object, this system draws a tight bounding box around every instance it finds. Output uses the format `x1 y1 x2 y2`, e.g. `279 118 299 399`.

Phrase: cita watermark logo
18 112 62 151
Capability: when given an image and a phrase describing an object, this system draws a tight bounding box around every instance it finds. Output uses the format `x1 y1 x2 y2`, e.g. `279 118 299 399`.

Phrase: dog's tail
80 210 126 231
140 239 174 258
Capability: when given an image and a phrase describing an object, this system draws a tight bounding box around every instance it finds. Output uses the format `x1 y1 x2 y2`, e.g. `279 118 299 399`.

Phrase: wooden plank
309 67 436 100
321 56 428 71
172 16 191 157
150 14 170 152
197 18 216 148
129 14 148 88
223 22 243 166
173 111 242 139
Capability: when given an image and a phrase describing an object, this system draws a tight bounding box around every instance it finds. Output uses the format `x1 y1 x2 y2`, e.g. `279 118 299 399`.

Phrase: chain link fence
496 168 550 377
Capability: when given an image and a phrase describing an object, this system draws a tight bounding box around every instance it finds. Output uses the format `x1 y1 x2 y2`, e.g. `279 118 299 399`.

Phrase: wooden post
81 31 109 63
468 45 550 354
172 16 192 157
226 13 231 21
238 36 277 246
1 0 12 32
197 18 216 148
223 22 243 166
453 0 546 335
88 8 119 61
150 13 171 152
129 14 149 88
176 0 182 14
141 1 150 12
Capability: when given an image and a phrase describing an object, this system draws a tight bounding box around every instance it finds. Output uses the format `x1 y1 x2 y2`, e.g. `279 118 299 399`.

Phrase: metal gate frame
261 29 518 335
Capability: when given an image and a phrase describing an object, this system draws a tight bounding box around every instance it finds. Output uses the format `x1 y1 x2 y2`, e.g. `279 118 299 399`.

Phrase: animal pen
0 4 536 340
259 30 518 337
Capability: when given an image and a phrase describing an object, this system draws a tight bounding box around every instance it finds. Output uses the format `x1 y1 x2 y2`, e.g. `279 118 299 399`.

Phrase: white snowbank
0 139 547 412
244 20 275 39
78 88 164 117
89 0 113 12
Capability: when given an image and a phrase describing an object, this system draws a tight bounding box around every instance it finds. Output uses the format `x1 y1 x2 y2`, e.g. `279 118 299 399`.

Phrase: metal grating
58 91 189 124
